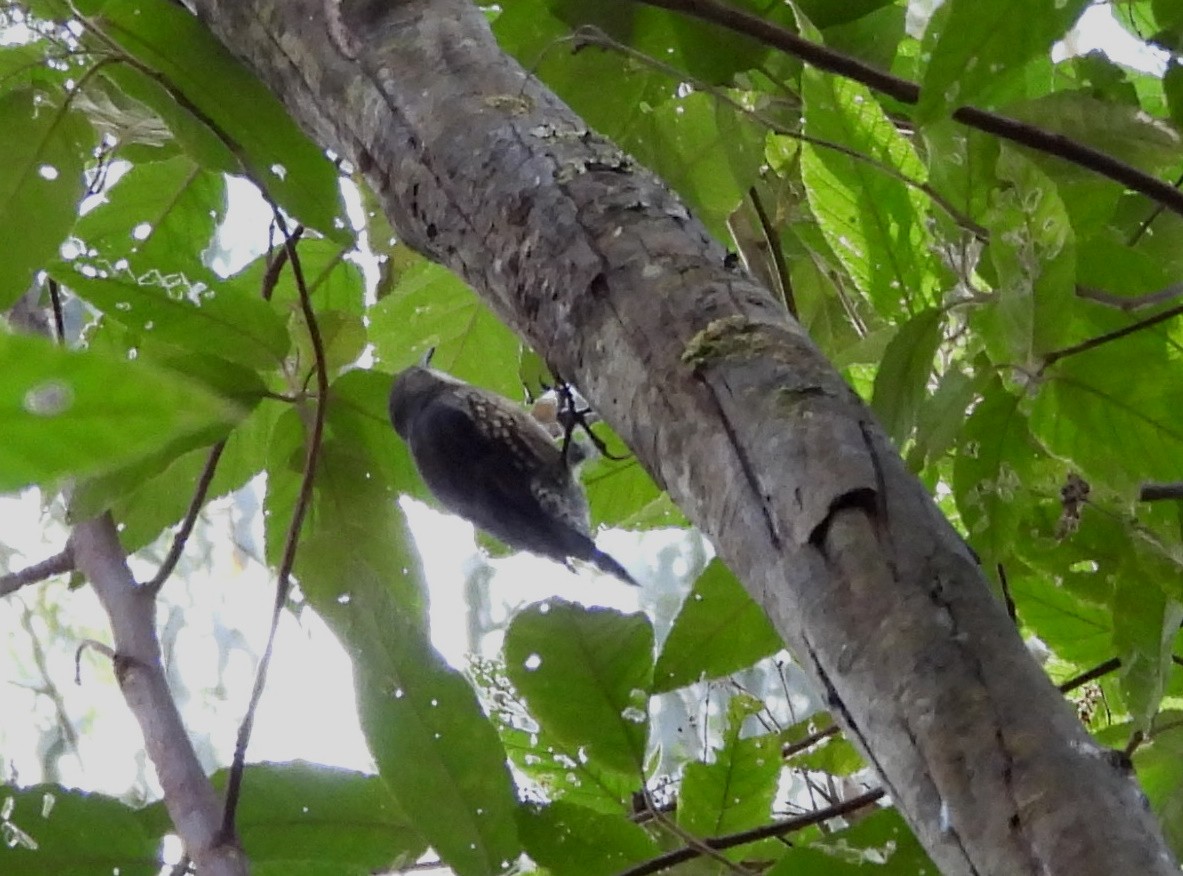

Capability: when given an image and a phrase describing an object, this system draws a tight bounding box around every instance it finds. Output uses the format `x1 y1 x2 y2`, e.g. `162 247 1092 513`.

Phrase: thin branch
615 788 886 876
1058 657 1122 695
144 440 228 596
747 186 796 318
781 723 838 759
71 515 246 876
47 277 66 342
1130 170 1183 245
630 0 1183 218
18 601 81 755
74 638 117 683
639 787 752 875
1140 482 1183 502
221 221 328 840
0 548 74 598
997 563 1017 627
1041 303 1183 369
259 239 293 302
1076 282 1183 313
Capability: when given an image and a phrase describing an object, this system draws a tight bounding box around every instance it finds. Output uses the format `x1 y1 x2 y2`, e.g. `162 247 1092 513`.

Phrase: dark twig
0 547 74 598
1041 303 1183 369
638 787 751 875
630 0 1183 218
47 277 66 342
74 638 117 683
144 440 228 597
259 233 296 302
1058 657 1122 695
615 787 885 876
781 723 838 759
1129 170 1183 245
221 221 327 841
1140 482 1183 502
747 186 795 318
997 564 1017 626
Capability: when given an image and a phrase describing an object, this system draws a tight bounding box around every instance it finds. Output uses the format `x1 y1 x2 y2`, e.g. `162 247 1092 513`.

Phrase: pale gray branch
71 515 246 876
0 548 74 598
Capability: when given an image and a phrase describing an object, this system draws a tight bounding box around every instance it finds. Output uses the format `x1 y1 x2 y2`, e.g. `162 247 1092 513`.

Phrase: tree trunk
188 1 1177 873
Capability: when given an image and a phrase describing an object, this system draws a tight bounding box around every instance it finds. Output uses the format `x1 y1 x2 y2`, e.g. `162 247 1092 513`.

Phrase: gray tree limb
71 516 246 876
187 1 1176 873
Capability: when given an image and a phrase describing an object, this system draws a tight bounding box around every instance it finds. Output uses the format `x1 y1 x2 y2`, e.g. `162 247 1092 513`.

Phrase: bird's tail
590 548 639 587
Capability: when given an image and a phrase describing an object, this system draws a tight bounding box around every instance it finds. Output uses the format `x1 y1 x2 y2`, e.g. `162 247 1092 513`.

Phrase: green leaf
305 561 518 876
233 237 365 316
369 254 522 399
1007 563 1113 666
492 2 673 150
1112 580 1182 730
72 155 226 278
797 0 896 29
110 399 278 552
506 600 653 777
220 762 426 869
0 332 240 493
321 369 424 497
951 381 1043 566
292 309 367 376
1133 718 1183 858
0 42 72 92
973 146 1076 366
917 0 1090 121
653 559 783 693
921 119 1000 230
870 308 943 443
677 694 780 849
542 0 773 86
473 658 638 814
517 801 660 876
0 88 92 308
0 784 157 876
770 807 933 875
52 268 290 370
822 3 906 73
781 718 865 776
99 62 238 172
629 90 765 238
798 12 939 316
583 455 675 530
911 363 987 469
1030 332 1183 494
63 339 269 522
78 0 348 240
355 629 521 876
290 436 520 876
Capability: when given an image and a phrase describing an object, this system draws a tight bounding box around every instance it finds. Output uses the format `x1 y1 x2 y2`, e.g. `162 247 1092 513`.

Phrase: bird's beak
419 347 436 367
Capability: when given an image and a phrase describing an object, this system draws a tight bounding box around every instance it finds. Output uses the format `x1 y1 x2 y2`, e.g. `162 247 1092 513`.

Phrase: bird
388 359 638 586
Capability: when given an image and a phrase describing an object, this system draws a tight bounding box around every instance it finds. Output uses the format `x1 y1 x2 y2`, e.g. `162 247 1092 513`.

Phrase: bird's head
388 353 467 437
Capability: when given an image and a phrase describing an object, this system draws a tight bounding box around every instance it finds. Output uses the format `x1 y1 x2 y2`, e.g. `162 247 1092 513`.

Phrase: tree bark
188 1 1177 873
